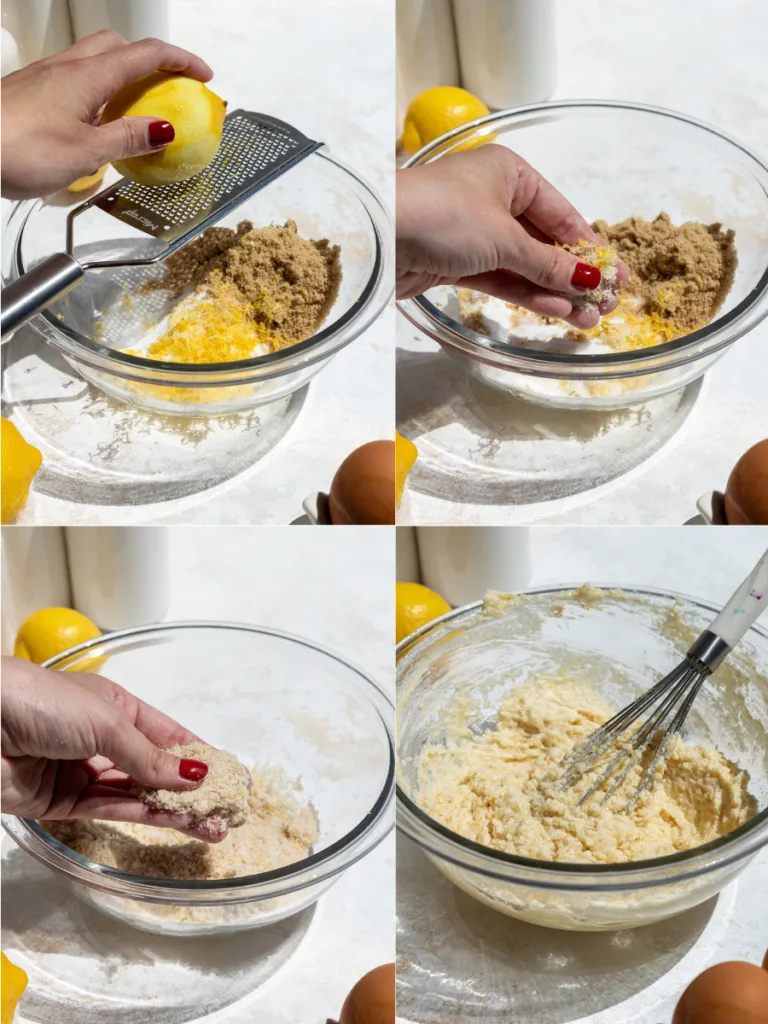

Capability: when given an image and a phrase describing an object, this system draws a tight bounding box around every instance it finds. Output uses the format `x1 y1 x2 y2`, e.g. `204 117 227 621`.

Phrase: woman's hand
396 144 627 329
1 30 213 199
1 657 226 842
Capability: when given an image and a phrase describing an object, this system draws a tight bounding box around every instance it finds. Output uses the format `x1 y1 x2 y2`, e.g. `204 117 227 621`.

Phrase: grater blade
75 110 322 257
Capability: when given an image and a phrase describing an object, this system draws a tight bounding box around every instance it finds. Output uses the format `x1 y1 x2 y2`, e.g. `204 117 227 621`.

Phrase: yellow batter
417 675 757 864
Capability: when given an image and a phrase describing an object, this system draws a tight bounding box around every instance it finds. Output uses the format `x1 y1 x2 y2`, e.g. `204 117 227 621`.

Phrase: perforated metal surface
87 110 321 248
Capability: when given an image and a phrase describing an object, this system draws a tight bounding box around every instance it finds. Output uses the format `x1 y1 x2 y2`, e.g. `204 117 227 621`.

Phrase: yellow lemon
67 164 108 192
395 431 417 506
1 952 28 1024
396 582 451 645
401 86 492 154
14 607 105 673
1 418 42 524
102 72 226 186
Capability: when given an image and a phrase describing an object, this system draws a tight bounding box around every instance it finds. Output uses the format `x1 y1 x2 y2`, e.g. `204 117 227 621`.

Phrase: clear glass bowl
3 151 393 416
398 101 768 411
396 585 768 931
3 621 394 936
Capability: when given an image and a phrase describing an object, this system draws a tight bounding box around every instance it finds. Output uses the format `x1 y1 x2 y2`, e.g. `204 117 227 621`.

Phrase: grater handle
1 253 85 339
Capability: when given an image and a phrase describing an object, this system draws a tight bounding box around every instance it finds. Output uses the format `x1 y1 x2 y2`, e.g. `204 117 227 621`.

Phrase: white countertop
397 0 768 526
397 524 768 1024
4 526 394 1023
2 0 394 526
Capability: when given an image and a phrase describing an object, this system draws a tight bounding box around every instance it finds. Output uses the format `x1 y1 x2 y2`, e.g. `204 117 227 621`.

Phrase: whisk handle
1 253 85 338
707 548 768 652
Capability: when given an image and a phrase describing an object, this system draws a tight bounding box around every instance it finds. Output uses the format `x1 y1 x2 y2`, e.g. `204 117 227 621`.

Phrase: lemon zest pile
576 293 684 352
140 277 283 365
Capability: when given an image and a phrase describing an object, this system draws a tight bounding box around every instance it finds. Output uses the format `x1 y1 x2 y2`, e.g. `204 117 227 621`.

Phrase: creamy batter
417 675 757 864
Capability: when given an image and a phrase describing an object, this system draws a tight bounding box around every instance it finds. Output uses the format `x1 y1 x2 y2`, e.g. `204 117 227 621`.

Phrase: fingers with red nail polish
148 120 175 147
179 758 208 782
571 261 602 291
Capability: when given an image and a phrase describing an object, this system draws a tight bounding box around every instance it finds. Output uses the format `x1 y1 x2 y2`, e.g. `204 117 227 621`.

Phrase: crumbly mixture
43 765 318 881
132 743 251 831
561 239 620 308
417 675 757 864
139 219 342 362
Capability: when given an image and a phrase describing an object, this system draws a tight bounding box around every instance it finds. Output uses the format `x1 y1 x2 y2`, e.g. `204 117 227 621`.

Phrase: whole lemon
395 431 417 506
1 418 42 524
396 582 451 645
1 951 28 1024
101 72 226 186
402 86 491 154
14 607 105 672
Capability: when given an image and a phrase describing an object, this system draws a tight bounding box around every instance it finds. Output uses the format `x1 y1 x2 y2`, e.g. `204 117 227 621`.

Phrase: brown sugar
592 212 737 333
141 219 342 361
132 743 251 831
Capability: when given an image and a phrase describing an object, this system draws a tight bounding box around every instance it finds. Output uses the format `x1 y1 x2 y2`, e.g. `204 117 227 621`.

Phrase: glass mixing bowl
2 622 394 936
3 151 393 416
398 101 768 411
397 585 768 931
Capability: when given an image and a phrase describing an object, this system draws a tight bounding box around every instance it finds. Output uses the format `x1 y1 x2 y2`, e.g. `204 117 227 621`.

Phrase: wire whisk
558 548 768 811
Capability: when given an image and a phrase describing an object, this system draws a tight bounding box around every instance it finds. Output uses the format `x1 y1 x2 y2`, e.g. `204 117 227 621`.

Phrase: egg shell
328 441 396 525
672 960 768 1023
339 963 395 1024
724 439 768 525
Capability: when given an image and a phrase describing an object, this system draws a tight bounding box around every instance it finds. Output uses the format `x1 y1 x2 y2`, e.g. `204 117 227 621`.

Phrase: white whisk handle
708 548 768 649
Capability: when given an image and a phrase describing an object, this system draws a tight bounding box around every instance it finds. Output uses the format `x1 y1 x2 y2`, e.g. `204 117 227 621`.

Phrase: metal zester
1 110 322 337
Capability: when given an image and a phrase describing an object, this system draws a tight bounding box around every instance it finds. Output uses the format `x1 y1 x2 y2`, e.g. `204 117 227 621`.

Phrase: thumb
509 232 602 296
91 116 175 165
93 705 203 791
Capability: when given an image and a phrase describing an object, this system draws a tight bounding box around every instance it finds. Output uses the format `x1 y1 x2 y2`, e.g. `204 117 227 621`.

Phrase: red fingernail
148 120 175 147
179 759 208 781
572 262 601 290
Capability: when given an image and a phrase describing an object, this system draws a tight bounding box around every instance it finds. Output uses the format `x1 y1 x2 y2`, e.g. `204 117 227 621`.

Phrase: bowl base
396 344 703 508
2 327 306 506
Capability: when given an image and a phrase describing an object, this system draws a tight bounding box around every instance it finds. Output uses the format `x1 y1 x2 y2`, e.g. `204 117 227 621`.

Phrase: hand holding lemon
1 33 214 200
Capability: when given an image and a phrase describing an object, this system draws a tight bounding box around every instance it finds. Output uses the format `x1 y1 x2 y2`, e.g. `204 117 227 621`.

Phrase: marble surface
397 0 768 526
1 0 394 525
397 524 768 1023
4 526 394 1023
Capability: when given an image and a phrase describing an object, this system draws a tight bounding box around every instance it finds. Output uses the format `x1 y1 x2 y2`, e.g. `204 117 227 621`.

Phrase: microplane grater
1 110 322 338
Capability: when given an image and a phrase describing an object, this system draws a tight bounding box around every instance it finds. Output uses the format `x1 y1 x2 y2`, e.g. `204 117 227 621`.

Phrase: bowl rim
398 99 768 376
7 150 394 383
396 582 768 888
2 620 395 902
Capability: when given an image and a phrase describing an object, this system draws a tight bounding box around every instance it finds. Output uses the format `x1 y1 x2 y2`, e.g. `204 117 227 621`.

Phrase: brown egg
328 441 395 525
339 963 395 1024
724 439 768 525
672 961 768 1023
763 947 768 972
